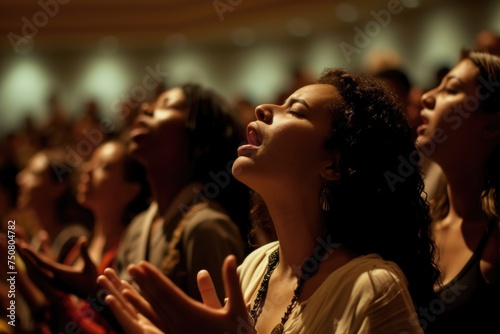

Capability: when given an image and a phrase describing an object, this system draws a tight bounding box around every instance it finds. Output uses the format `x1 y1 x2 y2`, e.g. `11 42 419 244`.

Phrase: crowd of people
0 28 499 334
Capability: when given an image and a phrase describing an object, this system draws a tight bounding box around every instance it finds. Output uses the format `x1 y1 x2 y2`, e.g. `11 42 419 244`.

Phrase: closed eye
445 87 458 95
288 110 305 119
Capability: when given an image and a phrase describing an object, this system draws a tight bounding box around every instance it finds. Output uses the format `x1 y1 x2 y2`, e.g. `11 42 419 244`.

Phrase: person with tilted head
98 68 440 334
114 83 250 304
417 49 500 334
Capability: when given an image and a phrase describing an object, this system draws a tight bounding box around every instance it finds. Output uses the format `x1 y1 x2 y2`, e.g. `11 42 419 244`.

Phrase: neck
441 159 488 222
261 192 328 276
146 164 191 216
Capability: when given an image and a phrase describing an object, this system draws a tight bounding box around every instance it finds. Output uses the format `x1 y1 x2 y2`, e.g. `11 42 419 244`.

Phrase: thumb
79 237 94 269
222 255 247 314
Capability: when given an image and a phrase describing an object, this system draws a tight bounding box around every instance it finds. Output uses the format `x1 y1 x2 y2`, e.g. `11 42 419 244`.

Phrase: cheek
268 130 323 171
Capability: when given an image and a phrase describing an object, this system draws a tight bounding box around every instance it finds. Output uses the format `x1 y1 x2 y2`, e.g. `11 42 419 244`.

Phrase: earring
320 184 333 211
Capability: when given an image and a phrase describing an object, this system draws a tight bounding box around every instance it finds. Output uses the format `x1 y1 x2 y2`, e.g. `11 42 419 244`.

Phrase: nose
255 104 273 124
420 90 436 110
139 102 154 116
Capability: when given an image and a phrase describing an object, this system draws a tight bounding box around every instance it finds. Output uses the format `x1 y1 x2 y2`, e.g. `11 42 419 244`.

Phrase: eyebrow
444 75 464 85
287 97 310 109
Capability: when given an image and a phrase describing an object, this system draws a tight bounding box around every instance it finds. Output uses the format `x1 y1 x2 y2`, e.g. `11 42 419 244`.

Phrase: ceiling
0 0 445 53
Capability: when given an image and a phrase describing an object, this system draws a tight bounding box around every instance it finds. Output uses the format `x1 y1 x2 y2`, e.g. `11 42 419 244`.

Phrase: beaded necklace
249 246 325 334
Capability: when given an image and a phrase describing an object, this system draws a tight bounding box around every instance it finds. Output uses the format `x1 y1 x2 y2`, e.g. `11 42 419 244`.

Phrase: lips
129 118 150 138
246 122 262 147
237 122 262 157
417 111 429 136
416 124 427 136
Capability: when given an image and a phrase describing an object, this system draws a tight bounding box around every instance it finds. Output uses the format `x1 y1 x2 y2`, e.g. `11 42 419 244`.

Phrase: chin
231 157 245 180
416 135 430 148
232 157 258 186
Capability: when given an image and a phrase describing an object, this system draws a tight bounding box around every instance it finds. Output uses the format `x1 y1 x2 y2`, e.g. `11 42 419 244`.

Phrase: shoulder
121 203 156 239
297 255 418 332
342 255 408 291
238 241 279 286
59 223 90 238
313 254 410 306
182 203 239 237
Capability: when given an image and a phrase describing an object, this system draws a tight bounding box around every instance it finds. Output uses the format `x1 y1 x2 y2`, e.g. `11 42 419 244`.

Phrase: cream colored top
238 241 424 334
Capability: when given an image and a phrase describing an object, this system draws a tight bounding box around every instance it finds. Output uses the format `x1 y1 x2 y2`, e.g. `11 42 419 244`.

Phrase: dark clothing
424 220 500 334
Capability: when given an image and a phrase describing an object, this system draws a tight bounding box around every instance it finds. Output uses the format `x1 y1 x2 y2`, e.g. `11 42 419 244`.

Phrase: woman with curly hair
98 68 440 334
417 50 500 334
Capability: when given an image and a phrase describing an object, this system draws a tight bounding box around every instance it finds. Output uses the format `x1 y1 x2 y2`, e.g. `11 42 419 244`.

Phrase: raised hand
17 236 99 299
98 255 256 334
97 268 163 334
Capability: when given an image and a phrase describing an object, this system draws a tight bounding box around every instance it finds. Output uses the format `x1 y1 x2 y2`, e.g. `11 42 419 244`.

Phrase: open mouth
246 122 262 147
417 124 427 136
237 122 262 157
129 118 150 138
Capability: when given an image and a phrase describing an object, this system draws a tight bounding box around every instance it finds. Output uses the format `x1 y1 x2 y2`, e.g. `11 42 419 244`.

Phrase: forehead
157 87 186 104
291 84 339 105
446 59 480 86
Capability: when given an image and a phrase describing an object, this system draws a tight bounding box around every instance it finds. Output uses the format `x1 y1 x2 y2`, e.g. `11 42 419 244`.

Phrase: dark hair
318 68 440 310
181 83 251 250
373 68 412 98
433 50 500 221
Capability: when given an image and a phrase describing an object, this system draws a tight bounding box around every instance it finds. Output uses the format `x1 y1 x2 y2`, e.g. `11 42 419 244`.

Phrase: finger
131 261 186 303
18 243 57 270
17 247 54 279
130 262 189 318
79 237 95 269
103 267 138 295
104 294 143 334
222 255 248 314
97 274 138 319
122 287 160 326
197 270 222 308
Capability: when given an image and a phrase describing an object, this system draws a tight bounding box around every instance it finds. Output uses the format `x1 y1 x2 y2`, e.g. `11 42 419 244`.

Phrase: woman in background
417 49 500 333
18 138 151 333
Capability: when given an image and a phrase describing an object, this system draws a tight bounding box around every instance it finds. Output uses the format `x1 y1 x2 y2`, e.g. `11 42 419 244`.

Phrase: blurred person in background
417 49 500 333
17 138 150 333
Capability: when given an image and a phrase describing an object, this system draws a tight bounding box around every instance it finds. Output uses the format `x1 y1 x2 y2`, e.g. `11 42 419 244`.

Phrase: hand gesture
97 268 164 334
17 236 99 299
97 255 255 334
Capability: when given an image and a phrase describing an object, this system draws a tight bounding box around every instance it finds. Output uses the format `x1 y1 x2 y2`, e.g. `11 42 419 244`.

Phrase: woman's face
233 84 337 192
16 152 54 210
128 87 190 164
77 141 131 210
417 59 489 162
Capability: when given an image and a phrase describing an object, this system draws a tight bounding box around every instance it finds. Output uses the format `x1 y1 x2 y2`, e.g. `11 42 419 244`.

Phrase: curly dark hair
181 83 251 250
317 68 440 310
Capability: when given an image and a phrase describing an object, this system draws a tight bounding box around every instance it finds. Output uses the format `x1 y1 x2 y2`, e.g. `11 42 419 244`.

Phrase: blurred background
0 0 499 139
